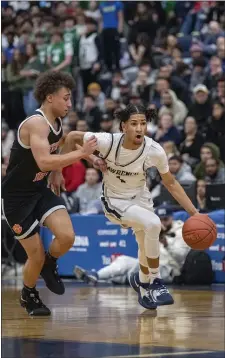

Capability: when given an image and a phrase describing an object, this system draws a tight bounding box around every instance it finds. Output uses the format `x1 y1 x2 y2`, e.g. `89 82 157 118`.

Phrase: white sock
149 268 160 284
139 270 149 284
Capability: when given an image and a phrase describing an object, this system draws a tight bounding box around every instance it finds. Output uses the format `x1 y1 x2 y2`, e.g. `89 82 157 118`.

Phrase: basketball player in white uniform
64 104 199 310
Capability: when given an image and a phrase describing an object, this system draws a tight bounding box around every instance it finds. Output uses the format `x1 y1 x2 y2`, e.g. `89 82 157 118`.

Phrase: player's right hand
81 136 98 157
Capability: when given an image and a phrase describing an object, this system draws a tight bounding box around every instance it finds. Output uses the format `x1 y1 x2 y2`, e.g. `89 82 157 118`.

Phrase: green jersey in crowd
37 44 48 65
47 41 74 72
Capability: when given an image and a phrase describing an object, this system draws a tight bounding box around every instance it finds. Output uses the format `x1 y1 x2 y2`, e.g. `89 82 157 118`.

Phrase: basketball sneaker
20 287 51 316
129 272 157 310
74 265 98 285
147 278 174 306
40 253 65 295
128 271 140 293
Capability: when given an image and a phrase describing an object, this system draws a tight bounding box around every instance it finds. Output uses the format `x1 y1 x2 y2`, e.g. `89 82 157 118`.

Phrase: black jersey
2 109 63 198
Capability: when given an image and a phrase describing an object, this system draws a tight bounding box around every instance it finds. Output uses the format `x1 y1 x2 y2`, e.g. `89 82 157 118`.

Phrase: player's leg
19 233 51 316
41 209 75 295
129 229 149 293
2 199 51 316
122 205 174 308
35 188 74 295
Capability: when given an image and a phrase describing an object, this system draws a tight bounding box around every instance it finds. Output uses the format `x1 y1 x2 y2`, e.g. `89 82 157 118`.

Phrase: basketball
182 214 217 250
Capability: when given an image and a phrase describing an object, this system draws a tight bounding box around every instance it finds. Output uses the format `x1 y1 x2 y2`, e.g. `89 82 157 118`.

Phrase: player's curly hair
114 104 157 131
34 70 75 103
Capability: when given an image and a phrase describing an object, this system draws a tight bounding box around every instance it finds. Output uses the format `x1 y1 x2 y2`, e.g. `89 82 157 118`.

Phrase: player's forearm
60 132 96 165
163 180 198 216
38 150 85 172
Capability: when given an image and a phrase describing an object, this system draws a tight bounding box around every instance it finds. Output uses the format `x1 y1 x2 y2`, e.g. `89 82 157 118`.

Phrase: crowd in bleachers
2 1 225 215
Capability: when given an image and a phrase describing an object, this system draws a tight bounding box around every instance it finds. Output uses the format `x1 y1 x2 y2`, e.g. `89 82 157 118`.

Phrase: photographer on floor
74 205 190 285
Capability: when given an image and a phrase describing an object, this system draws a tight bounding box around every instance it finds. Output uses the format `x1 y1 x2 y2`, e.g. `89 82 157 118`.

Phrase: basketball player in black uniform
2 71 99 316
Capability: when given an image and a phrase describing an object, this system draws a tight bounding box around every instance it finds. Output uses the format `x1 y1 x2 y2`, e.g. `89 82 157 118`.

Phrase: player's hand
48 171 66 196
93 157 107 172
81 136 98 157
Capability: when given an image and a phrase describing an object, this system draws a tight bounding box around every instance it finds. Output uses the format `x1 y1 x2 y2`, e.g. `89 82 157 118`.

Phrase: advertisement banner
41 210 225 282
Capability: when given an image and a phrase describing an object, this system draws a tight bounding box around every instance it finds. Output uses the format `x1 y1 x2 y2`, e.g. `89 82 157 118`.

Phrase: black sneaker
20 288 51 316
40 253 65 295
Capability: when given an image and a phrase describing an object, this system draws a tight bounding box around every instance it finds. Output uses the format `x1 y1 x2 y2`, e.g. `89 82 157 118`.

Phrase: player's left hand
48 171 66 196
93 157 107 172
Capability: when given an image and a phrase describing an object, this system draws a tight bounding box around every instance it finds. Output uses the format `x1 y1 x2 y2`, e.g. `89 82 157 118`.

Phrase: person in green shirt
47 30 74 73
35 32 48 65
20 43 47 116
64 17 79 46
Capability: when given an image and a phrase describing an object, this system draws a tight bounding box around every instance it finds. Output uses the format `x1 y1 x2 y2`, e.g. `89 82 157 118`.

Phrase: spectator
117 79 131 106
189 58 207 92
205 56 224 90
194 142 225 179
129 32 154 67
75 12 86 37
84 1 101 23
5 48 26 129
83 95 102 132
168 155 196 183
78 17 101 93
180 116 205 165
151 77 170 109
3 31 16 63
189 44 204 62
47 30 73 73
73 168 102 214
159 89 188 126
67 110 78 130
62 161 86 193
204 157 225 184
129 2 158 45
188 84 212 131
1 121 15 163
153 113 181 145
109 71 123 101
99 1 124 72
20 43 45 116
156 205 190 283
162 141 180 160
76 119 89 132
206 101 225 163
213 75 225 105
131 69 151 105
99 113 114 133
63 16 79 48
87 82 105 112
196 179 208 212
35 32 48 65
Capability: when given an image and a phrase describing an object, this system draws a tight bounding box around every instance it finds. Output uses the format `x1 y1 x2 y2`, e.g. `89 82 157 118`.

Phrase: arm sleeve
144 141 169 174
83 132 113 158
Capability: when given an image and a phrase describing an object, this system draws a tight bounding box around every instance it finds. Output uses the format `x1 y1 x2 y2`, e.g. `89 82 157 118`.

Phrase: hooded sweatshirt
159 90 188 126
194 142 225 179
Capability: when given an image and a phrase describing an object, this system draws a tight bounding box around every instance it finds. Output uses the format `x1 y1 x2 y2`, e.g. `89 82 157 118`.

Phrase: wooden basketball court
2 279 225 358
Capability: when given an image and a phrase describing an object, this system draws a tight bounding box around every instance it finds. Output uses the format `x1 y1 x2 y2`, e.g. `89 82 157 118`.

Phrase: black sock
22 284 36 296
47 251 57 262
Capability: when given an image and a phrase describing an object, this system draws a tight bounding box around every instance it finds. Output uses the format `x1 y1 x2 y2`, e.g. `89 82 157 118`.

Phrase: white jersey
84 132 169 204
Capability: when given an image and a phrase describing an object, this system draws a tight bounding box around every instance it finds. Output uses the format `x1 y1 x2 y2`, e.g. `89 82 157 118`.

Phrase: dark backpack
173 250 214 285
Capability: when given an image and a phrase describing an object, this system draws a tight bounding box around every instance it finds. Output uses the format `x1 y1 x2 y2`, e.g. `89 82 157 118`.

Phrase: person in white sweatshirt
74 205 190 284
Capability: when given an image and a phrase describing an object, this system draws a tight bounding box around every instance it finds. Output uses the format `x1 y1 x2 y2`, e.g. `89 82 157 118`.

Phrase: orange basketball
182 214 217 250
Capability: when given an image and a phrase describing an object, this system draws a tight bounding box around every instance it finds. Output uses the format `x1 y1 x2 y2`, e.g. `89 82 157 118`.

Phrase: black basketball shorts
2 187 66 240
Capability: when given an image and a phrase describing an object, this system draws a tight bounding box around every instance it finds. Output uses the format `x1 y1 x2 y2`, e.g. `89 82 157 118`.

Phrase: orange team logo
12 224 22 235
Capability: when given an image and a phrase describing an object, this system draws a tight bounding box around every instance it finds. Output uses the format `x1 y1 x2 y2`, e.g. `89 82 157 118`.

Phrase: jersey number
116 176 126 183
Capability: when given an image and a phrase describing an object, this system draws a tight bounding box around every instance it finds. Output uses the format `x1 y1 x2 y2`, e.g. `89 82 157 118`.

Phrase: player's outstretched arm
160 171 198 216
62 131 107 172
29 118 97 172
63 130 112 159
